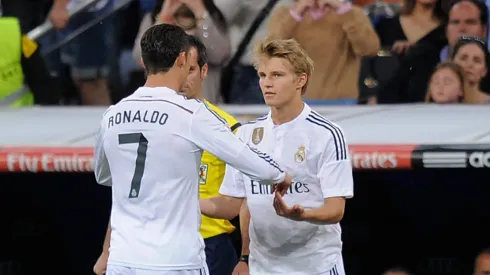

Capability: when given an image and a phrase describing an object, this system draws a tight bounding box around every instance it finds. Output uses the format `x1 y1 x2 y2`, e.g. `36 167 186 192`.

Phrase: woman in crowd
425 62 469 103
372 0 447 104
375 0 446 55
132 0 230 103
450 36 490 104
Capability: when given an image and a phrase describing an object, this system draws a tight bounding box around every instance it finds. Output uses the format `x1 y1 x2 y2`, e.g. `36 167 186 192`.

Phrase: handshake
272 172 306 221
201 172 307 222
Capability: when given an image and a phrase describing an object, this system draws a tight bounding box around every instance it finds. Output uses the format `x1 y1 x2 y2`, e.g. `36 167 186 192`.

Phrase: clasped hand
272 173 306 221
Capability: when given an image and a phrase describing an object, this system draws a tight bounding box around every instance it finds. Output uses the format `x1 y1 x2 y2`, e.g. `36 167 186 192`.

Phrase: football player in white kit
200 38 354 275
93 24 293 275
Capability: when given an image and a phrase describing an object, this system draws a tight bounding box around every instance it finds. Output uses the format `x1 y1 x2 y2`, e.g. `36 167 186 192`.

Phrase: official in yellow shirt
180 36 239 275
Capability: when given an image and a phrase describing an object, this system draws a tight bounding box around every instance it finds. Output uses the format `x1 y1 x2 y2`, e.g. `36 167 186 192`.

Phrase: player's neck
193 91 204 101
270 99 304 125
144 71 182 93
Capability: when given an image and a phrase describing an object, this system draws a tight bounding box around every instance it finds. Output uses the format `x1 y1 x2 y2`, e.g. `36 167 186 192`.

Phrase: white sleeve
219 163 246 198
317 127 354 199
188 103 285 185
94 112 112 187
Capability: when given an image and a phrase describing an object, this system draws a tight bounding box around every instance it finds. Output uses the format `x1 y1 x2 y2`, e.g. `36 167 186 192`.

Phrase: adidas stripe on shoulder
305 111 347 161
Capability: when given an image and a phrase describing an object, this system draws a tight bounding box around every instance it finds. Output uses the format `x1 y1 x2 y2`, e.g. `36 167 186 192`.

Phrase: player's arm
94 111 112 186
93 223 111 274
201 163 245 219
239 199 251 256
101 224 111 254
188 104 287 186
303 134 354 225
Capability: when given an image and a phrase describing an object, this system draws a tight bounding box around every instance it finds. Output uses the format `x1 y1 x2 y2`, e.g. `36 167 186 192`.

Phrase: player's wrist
239 255 249 264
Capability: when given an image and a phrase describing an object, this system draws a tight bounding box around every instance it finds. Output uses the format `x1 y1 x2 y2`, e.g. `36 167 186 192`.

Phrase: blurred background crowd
1 0 490 108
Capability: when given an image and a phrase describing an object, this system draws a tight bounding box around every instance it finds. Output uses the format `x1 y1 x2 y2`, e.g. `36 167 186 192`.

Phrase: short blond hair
253 38 314 95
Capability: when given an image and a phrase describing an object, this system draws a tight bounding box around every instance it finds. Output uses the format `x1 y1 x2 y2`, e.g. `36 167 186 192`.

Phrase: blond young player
93 35 240 275
200 38 354 275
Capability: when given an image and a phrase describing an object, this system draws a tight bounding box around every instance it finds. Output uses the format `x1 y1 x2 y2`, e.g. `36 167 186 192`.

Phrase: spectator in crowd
451 36 490 103
474 247 490 275
425 62 468 103
133 0 230 104
0 16 61 106
214 0 278 104
375 0 446 55
378 0 488 104
46 0 113 105
267 0 380 103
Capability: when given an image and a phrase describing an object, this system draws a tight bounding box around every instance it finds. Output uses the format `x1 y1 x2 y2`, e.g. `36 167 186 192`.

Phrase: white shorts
106 265 209 275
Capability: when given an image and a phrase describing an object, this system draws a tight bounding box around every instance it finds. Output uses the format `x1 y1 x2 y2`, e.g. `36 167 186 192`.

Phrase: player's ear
140 57 146 69
200 63 208 80
296 73 307 90
176 52 187 68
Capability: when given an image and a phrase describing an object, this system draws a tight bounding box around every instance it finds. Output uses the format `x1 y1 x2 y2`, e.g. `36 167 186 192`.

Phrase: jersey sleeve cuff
322 188 353 199
219 185 246 198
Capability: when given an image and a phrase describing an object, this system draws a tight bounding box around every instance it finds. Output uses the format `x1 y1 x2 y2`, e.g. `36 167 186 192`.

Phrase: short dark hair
187 35 207 68
449 0 489 29
140 24 190 74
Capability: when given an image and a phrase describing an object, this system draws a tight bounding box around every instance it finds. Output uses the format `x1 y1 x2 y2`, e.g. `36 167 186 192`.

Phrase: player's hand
273 191 305 221
93 252 108 275
272 172 292 196
48 5 70 29
232 261 249 275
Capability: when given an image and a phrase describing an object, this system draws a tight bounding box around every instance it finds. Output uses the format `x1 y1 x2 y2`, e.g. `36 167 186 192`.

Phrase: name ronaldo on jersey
107 109 169 129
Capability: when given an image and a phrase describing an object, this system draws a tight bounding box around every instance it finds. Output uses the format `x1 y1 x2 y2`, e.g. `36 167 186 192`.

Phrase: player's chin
263 98 282 107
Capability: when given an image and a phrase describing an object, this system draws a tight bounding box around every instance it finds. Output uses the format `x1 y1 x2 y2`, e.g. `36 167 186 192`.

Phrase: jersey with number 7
93 87 286 271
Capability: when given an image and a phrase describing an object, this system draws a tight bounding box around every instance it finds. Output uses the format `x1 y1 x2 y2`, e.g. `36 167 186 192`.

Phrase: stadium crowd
1 0 490 107
1 0 490 275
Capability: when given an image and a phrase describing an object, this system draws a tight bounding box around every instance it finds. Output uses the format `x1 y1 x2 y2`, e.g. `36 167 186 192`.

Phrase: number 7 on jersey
118 133 148 198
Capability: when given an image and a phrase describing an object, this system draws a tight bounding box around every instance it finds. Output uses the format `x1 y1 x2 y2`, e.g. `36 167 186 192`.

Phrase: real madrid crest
252 127 264 145
294 146 306 163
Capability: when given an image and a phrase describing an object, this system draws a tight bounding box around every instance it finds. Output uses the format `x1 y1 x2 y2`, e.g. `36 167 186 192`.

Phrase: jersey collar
134 87 180 97
267 103 312 127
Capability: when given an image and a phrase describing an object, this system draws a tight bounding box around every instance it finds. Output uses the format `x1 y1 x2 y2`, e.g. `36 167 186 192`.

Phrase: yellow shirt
199 101 241 239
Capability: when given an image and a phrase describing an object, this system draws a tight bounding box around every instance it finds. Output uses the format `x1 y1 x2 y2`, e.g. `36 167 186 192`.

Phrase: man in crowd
378 0 488 103
94 35 240 275
200 38 353 275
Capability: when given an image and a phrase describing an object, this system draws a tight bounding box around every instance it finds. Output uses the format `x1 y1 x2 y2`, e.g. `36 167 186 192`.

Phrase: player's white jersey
93 87 285 271
220 103 354 275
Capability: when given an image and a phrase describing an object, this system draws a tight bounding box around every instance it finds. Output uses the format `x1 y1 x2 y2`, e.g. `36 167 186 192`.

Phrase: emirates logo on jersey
252 127 264 145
